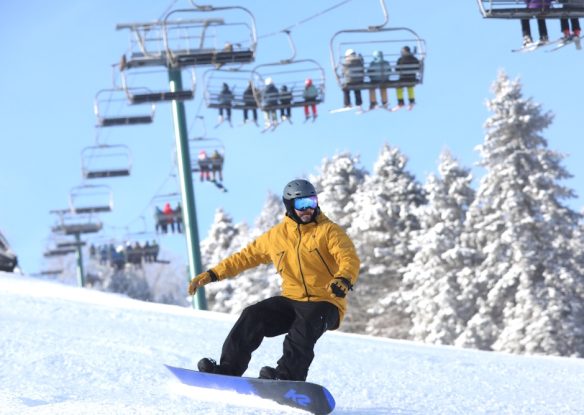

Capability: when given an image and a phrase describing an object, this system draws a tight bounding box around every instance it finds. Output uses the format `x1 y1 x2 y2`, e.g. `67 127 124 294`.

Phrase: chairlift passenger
303 78 319 121
262 78 279 129
243 81 259 125
367 50 391 110
342 49 364 109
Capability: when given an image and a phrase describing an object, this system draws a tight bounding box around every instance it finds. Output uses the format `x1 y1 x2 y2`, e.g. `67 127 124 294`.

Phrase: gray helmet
282 179 317 201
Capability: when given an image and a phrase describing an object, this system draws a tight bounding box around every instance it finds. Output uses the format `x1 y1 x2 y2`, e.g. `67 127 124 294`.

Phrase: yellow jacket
210 212 360 326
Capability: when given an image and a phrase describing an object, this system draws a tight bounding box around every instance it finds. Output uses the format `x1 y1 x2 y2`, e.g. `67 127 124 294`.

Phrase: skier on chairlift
303 78 319 121
279 84 293 123
261 78 279 130
395 46 420 110
367 50 391 110
242 81 259 126
342 49 364 110
217 83 234 127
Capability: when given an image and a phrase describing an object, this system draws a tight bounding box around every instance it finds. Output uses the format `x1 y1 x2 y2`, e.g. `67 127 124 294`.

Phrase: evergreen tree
200 208 239 270
204 195 283 314
200 209 240 311
346 144 426 337
251 191 284 237
309 152 367 228
455 71 584 357
396 150 475 344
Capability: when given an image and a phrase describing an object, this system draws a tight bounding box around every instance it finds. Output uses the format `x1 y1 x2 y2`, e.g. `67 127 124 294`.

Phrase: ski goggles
293 196 318 211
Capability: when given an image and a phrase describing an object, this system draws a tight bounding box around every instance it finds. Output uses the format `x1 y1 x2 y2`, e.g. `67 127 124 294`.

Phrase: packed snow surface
1 273 583 414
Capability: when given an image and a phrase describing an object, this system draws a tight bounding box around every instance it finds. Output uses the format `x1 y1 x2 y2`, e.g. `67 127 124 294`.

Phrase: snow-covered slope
1 272 583 415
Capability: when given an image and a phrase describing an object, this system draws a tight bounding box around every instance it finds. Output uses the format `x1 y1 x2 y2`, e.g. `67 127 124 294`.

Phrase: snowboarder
189 179 360 381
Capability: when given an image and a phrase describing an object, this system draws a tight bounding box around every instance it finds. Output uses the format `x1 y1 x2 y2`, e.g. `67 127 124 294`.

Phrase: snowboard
165 364 335 414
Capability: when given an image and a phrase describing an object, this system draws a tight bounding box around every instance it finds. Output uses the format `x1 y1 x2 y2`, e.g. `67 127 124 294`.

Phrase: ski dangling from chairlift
329 0 426 114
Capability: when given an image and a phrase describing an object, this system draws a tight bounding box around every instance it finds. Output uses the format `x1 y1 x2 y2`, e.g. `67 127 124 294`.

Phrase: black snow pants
219 296 339 381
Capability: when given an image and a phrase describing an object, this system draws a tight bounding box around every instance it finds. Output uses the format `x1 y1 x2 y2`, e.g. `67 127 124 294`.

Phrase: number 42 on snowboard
165 364 336 414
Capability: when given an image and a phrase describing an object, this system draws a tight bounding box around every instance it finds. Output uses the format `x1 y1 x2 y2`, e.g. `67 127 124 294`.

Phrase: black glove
328 277 353 298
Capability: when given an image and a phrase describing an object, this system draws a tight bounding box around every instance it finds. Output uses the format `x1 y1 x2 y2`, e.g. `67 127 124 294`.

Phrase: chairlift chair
81 144 132 179
251 60 326 112
43 247 76 258
51 211 103 235
188 137 225 173
120 66 196 104
161 4 257 68
94 88 155 127
202 68 256 111
69 184 114 215
251 30 326 113
37 269 64 276
477 0 584 19
330 27 426 92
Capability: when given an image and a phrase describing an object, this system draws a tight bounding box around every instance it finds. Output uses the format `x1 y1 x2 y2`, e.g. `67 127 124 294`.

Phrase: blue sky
1 0 583 273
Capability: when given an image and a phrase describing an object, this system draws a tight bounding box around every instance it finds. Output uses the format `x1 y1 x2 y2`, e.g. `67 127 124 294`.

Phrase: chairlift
36 269 64 276
251 31 326 112
81 144 132 179
161 3 257 68
189 137 225 173
69 184 114 214
115 2 257 69
151 192 184 234
50 210 103 235
123 223 168 265
329 0 426 92
202 67 255 112
120 65 196 104
94 88 155 127
43 248 76 258
477 0 584 19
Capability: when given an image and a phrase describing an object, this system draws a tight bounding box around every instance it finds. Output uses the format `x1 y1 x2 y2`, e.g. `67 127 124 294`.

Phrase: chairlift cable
257 0 355 40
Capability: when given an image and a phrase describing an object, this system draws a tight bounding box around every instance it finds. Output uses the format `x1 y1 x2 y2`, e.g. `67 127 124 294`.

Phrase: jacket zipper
314 248 334 277
275 251 285 274
296 224 311 300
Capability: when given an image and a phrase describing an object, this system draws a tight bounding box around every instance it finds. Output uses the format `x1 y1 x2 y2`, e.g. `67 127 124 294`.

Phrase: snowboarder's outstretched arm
187 232 271 295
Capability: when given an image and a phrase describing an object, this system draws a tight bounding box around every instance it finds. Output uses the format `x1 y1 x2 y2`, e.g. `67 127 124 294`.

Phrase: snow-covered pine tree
395 150 475 344
203 194 284 314
200 208 241 311
346 144 426 337
251 191 284 237
455 71 584 357
309 152 367 228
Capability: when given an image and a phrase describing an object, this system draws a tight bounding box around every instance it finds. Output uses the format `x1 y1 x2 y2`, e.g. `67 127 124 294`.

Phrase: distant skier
189 179 360 381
